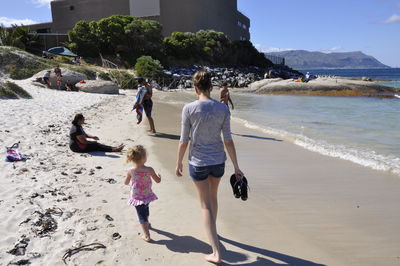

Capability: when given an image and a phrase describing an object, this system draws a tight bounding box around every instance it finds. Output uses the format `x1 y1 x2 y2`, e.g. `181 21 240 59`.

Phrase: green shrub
54 56 73 65
0 85 18 99
98 71 111 81
134 56 163 79
5 81 31 98
109 70 138 89
69 65 97 80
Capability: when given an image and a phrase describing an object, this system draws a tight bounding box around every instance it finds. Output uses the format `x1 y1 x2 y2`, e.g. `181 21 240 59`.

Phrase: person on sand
176 71 244 264
54 66 62 89
125 145 161 242
69 114 124 153
220 81 234 110
137 78 156 135
43 70 51 88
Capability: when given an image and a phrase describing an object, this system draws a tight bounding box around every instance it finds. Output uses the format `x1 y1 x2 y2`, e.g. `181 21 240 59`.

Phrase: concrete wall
51 0 130 33
129 0 160 17
158 0 250 41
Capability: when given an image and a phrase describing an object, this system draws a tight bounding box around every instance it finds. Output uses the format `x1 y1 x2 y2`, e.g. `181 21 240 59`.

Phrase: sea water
159 86 400 175
231 93 400 175
301 68 400 89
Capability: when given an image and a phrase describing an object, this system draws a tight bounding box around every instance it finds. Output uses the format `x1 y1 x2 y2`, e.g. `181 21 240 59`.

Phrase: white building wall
129 0 160 17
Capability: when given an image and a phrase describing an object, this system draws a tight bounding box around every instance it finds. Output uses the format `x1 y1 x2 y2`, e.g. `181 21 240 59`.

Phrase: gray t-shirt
180 99 232 167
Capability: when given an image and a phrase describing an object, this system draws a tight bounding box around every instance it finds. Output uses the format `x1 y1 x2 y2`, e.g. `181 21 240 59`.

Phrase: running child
124 145 161 242
220 81 234 110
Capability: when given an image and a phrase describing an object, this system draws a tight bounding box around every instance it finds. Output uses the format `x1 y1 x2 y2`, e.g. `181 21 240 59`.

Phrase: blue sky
1 0 399 66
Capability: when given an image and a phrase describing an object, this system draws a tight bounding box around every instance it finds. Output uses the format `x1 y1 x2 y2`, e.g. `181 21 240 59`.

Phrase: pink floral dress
128 169 158 206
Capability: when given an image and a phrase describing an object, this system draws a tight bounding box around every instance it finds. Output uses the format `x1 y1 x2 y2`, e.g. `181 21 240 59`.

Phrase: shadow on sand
88 152 121 158
233 133 283 142
150 228 325 266
152 132 181 140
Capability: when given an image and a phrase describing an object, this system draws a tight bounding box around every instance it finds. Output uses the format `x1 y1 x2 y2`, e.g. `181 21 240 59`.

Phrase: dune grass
0 81 32 99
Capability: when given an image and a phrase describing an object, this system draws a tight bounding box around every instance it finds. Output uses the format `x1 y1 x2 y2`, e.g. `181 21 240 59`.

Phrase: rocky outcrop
33 68 87 90
247 77 399 97
76 80 119 95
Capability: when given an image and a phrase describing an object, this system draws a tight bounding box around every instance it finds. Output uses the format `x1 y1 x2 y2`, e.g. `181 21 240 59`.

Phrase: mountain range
265 50 390 70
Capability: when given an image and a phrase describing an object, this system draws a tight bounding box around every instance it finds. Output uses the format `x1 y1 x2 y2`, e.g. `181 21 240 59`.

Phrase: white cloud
32 0 52 7
255 44 294 53
381 14 400 24
0 17 38 27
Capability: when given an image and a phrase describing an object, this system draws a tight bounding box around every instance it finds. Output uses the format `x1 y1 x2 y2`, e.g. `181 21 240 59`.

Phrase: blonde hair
126 145 147 163
193 71 212 92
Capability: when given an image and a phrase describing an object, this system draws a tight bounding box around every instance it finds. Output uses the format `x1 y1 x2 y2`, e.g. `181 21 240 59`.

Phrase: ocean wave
232 117 400 176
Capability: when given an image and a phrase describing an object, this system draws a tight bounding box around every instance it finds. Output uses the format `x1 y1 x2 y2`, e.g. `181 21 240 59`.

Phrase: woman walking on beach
69 114 124 153
176 71 244 264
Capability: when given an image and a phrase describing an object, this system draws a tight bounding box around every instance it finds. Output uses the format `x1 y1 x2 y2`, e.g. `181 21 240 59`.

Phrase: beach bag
5 143 26 162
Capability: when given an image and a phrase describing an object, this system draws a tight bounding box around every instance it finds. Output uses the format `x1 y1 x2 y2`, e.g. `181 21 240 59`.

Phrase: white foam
232 117 400 176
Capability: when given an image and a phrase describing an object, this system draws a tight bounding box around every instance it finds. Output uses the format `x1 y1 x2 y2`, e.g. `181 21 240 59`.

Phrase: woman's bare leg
209 177 221 224
193 177 221 263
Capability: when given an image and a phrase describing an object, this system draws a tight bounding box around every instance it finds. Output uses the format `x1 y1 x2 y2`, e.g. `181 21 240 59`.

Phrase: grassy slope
0 81 32 99
0 46 102 80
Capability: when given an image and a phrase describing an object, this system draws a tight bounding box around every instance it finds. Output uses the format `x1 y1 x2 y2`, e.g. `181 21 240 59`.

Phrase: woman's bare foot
204 253 221 264
141 235 152 242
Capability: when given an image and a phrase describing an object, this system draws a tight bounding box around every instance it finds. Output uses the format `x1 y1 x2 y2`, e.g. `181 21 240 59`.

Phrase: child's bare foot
141 235 152 242
113 144 124 152
204 253 221 264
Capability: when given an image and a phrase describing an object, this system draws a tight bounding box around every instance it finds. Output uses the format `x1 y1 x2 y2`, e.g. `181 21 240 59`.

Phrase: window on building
242 24 247 30
69 5 75 11
238 21 242 27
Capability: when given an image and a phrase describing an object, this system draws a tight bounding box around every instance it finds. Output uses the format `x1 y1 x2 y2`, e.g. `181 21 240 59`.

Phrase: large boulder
76 80 119 95
32 68 87 90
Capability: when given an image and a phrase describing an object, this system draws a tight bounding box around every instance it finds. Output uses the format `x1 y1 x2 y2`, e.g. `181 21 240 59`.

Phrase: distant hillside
266 50 390 70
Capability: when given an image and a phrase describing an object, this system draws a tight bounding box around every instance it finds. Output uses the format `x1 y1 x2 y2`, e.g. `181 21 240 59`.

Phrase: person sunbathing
69 114 124 153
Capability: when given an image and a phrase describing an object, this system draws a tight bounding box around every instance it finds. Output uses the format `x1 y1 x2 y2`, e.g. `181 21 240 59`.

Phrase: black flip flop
239 177 249 201
230 174 241 198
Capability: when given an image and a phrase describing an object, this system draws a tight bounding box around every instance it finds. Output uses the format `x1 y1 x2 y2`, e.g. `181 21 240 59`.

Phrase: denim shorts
135 204 150 224
189 163 225 181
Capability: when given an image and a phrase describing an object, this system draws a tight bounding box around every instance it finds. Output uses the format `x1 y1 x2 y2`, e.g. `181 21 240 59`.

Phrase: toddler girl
125 145 161 242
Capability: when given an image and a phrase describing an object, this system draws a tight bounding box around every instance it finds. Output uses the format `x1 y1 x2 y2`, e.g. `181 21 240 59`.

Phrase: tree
68 21 99 57
68 15 163 64
163 32 198 59
0 25 38 50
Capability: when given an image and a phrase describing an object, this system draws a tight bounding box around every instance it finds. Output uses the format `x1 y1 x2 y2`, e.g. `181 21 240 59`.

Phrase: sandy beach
1 82 400 266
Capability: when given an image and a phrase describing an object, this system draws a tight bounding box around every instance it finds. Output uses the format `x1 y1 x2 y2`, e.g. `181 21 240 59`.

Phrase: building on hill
28 0 250 42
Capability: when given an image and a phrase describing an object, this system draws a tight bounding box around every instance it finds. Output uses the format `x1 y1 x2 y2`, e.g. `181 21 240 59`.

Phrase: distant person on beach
137 78 156 134
69 114 124 153
54 66 62 89
125 145 161 242
220 81 234 110
43 70 51 87
176 71 244 264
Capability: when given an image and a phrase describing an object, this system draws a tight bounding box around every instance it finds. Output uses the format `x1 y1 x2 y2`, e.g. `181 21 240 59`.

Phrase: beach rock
32 69 87 90
362 77 372 82
76 80 119 95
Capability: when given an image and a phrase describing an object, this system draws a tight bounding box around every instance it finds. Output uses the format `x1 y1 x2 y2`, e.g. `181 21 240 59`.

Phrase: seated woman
69 114 124 153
